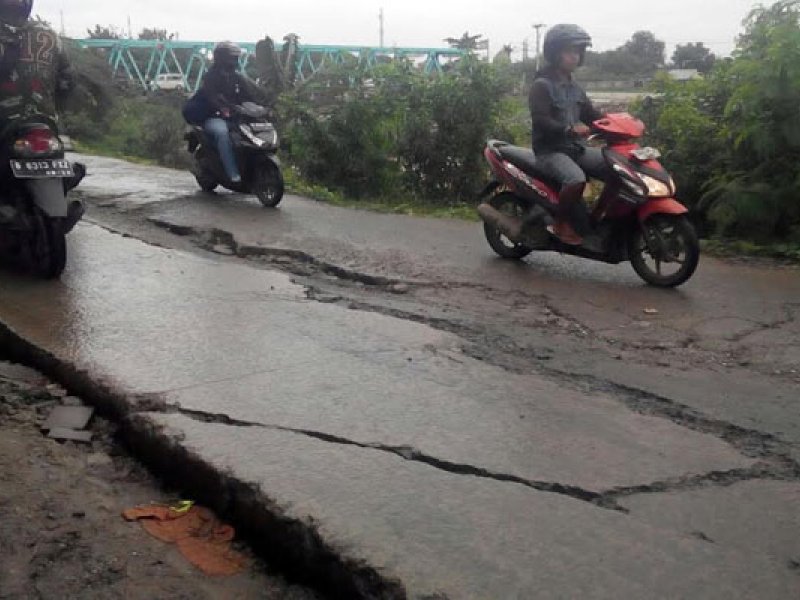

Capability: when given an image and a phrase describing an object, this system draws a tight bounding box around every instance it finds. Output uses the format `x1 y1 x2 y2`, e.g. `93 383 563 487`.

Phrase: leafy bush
639 1 800 242
280 57 520 204
70 95 190 169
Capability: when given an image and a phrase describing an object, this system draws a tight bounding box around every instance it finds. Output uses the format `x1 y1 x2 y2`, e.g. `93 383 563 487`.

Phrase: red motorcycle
477 113 699 287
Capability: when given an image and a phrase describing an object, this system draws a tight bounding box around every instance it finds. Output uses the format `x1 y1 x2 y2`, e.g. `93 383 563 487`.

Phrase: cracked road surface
0 154 798 598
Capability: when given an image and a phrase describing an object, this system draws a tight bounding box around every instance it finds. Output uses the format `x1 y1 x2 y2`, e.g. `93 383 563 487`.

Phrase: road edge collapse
0 319 408 599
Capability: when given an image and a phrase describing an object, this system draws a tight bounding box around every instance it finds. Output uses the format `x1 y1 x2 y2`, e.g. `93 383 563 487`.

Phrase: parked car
150 74 186 93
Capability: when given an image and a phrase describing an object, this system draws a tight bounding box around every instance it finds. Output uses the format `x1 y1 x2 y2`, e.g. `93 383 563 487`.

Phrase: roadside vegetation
62 1 800 255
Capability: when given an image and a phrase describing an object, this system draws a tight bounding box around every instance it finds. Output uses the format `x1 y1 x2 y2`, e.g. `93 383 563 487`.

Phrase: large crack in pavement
303 290 800 472
78 218 800 475
162 404 611 509
147 218 425 290
725 302 800 343
164 404 798 514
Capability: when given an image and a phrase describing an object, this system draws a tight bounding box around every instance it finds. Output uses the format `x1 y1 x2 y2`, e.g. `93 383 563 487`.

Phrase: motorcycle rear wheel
630 215 699 288
483 193 534 260
27 210 66 279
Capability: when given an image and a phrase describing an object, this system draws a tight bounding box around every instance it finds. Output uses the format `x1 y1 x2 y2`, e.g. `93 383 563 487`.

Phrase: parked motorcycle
0 117 85 279
477 112 700 288
185 102 284 207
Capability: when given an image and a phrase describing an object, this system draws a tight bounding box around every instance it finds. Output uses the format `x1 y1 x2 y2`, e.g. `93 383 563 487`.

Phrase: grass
72 140 160 167
282 167 480 221
701 238 800 263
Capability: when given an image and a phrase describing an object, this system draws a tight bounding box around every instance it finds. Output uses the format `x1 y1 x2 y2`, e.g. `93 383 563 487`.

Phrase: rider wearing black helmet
529 24 606 249
0 0 75 128
198 41 272 183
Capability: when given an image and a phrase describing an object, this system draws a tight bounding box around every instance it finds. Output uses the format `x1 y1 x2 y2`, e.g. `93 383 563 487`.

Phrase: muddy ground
0 364 319 600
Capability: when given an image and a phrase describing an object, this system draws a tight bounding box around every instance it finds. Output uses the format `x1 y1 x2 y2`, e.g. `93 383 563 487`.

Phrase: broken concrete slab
0 361 46 386
48 427 93 443
42 406 93 432
145 413 799 599
621 480 800 571
211 244 235 256
45 384 68 398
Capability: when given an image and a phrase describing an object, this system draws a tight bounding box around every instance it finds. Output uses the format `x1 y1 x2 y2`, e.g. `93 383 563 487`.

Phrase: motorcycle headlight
258 130 278 147
641 175 672 197
612 163 647 196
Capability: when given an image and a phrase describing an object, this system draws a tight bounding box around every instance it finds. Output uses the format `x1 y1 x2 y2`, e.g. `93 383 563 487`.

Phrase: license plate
10 159 73 179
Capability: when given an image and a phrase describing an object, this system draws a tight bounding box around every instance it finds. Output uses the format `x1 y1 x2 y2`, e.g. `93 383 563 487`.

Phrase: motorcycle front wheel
253 161 284 208
195 172 218 193
629 215 699 288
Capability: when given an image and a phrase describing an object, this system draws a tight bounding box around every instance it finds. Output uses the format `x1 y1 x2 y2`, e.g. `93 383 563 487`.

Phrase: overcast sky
38 0 760 57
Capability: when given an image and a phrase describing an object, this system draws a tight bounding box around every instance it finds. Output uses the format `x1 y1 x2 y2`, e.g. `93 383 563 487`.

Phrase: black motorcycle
0 116 85 279
185 103 284 207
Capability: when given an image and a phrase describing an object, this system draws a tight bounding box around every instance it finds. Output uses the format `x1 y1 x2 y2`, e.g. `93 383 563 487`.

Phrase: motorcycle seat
494 143 558 188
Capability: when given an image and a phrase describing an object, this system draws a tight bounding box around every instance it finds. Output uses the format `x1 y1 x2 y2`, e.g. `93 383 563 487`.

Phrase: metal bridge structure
76 39 465 93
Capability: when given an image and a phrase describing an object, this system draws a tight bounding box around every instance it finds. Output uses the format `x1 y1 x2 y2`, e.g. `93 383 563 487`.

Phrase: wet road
79 155 800 447
0 153 798 597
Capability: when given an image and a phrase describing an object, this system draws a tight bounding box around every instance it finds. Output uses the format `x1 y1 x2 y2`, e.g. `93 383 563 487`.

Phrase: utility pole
59 10 65 37
522 38 529 62
127 16 133 39
533 23 546 70
379 8 385 48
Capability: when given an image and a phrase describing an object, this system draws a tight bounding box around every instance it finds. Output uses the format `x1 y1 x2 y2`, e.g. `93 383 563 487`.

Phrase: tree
138 28 169 41
445 32 485 52
581 31 666 79
254 34 301 94
737 0 800 53
623 30 666 72
493 45 513 65
87 25 120 40
642 1 800 241
672 42 716 73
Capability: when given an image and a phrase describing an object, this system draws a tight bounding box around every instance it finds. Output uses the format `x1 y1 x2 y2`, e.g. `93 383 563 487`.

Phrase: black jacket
529 67 602 156
200 66 272 114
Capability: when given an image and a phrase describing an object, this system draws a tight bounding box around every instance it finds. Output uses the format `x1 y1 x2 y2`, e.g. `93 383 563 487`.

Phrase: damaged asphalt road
0 153 798 598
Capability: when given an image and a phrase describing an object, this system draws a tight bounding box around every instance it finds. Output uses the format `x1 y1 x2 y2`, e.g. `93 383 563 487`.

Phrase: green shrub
280 57 518 204
638 1 800 242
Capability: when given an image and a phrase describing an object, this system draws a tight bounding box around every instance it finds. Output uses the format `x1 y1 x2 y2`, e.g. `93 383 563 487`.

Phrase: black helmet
213 41 243 71
0 0 32 27
543 24 592 66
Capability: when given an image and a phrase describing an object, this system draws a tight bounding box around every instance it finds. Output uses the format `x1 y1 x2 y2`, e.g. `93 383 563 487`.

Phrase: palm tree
444 32 485 52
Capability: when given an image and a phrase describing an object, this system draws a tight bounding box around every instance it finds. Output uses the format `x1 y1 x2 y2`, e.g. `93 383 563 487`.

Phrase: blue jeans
204 118 241 182
535 147 608 188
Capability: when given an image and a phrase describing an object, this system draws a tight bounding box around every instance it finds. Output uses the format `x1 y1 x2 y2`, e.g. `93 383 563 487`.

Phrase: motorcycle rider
529 24 606 249
0 0 74 132
199 41 272 184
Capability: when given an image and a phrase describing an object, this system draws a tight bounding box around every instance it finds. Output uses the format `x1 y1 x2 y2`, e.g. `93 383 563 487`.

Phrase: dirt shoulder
0 363 318 600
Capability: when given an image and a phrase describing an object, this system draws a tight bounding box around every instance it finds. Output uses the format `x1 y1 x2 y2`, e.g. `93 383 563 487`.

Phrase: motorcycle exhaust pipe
477 203 523 241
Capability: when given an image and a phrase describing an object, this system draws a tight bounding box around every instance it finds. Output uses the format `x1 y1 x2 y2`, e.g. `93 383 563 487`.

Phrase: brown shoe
547 221 583 246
